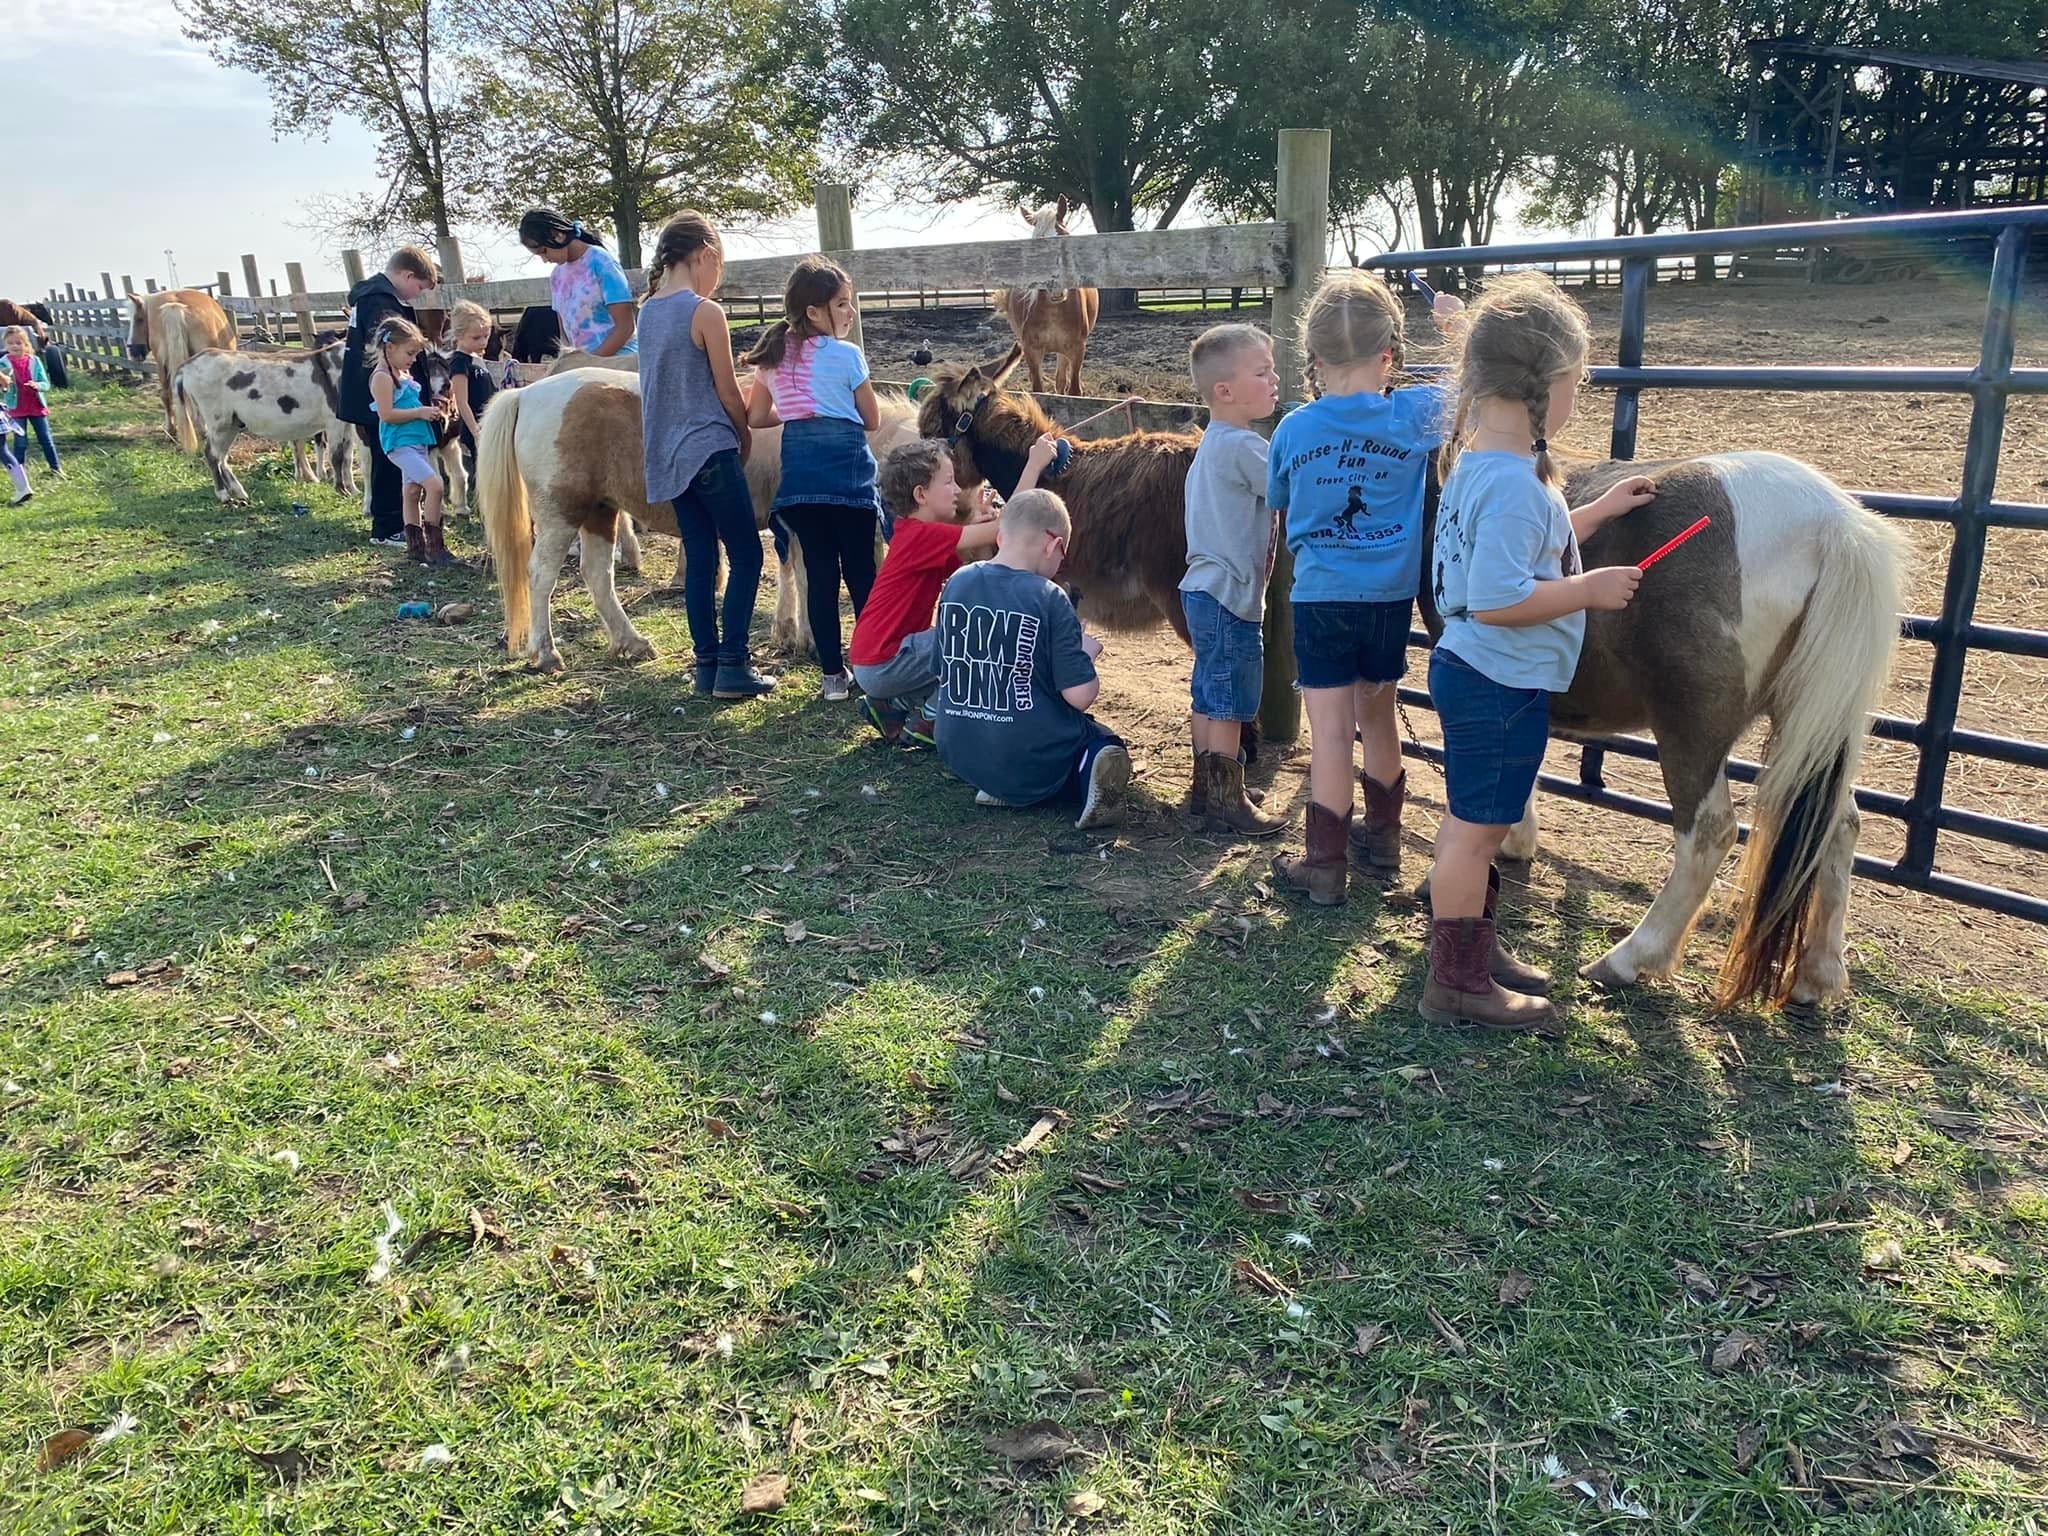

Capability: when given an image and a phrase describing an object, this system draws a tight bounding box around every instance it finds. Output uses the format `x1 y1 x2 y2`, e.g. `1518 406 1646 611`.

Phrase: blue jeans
1291 598 1412 689
672 450 762 665
11 416 57 473
1429 647 1550 825
1182 589 1264 722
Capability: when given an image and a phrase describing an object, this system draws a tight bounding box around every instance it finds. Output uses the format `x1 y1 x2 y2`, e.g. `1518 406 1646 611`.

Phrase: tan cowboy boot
1199 752 1285 838
1349 770 1405 877
1420 917 1558 1034
1273 802 1350 905
1485 864 1551 995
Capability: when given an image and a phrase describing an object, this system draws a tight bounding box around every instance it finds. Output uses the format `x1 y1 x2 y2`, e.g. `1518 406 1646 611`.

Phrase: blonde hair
1446 273 1592 488
1300 270 1403 396
1000 487 1070 541
1 325 30 348
1189 323 1270 398
449 300 491 340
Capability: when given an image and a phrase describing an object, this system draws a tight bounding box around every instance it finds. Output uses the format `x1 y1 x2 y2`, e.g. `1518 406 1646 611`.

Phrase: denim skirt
1429 646 1550 826
772 415 879 515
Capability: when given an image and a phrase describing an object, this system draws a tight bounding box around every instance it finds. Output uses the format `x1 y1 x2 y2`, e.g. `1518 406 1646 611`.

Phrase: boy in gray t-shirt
933 490 1131 830
1178 324 1284 836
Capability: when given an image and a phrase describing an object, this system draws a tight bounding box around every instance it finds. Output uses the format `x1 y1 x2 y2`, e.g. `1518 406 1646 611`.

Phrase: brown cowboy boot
1188 749 1265 817
1420 917 1558 1034
1349 770 1405 877
421 519 455 568
1199 752 1285 838
403 524 428 564
1273 802 1350 906
1485 864 1551 995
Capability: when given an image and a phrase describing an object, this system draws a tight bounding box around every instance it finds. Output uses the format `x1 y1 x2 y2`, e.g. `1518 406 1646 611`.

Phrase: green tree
472 0 820 268
179 0 487 243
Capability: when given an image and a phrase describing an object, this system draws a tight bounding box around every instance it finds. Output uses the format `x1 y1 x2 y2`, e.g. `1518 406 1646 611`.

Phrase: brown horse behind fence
127 289 237 441
992 198 1100 396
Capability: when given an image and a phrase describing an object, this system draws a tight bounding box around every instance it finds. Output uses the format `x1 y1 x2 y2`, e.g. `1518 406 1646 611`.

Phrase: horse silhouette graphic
1332 485 1368 535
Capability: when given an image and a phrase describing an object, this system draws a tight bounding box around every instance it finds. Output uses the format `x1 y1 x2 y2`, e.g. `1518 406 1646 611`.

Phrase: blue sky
5 0 1007 302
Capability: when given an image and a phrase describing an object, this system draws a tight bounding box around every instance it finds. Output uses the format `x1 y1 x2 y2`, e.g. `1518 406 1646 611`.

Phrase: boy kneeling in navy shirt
932 489 1130 830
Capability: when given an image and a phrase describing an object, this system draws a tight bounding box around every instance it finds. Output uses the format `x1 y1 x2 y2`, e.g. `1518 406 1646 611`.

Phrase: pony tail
1526 388 1558 487
1442 389 1473 479
741 319 791 370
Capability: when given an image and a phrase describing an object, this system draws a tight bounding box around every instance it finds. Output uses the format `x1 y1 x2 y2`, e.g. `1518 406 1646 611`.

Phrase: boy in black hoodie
341 247 440 549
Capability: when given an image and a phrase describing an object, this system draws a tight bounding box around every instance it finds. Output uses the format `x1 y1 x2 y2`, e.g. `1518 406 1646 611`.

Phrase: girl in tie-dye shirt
518 208 638 358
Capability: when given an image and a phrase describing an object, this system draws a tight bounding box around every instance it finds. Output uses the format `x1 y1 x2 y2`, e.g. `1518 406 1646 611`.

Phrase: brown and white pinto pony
128 289 238 441
923 363 1904 1009
475 367 919 673
993 198 1100 396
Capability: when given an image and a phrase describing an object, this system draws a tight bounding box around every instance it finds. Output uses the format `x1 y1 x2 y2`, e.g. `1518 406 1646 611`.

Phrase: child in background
340 246 439 547
369 318 455 566
444 300 498 492
0 406 28 505
932 489 1130 830
851 434 1057 747
2 327 60 479
637 209 775 699
1424 275 1653 1032
1180 322 1282 836
520 209 638 359
1267 271 1463 905
745 257 881 701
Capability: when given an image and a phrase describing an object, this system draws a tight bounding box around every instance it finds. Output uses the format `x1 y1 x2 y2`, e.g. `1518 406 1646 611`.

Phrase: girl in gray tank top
637 212 775 698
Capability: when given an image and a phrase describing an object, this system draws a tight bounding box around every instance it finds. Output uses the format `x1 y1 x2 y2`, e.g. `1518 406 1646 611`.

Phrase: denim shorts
1429 647 1550 825
1291 599 1411 690
1182 589 1264 722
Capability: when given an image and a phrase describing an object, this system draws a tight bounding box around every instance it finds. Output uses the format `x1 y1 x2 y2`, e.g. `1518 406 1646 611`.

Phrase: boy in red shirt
853 433 1056 747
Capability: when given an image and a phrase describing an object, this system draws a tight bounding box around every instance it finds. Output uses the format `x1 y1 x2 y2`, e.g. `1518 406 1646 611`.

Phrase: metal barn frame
1365 205 2048 924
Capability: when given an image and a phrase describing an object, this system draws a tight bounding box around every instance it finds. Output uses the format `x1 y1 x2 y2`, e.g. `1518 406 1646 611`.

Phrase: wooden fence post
285 262 315 348
241 254 265 333
1259 128 1331 747
436 236 467 284
100 274 116 300
216 270 233 298
121 275 135 297
342 249 366 288
65 284 77 301
145 279 159 293
815 184 862 350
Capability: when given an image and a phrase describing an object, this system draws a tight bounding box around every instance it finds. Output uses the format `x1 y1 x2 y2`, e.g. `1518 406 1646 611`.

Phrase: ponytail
741 256 852 370
518 208 603 253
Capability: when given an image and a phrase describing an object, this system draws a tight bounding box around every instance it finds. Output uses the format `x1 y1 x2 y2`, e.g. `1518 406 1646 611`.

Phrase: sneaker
860 695 905 744
370 532 408 549
974 790 1011 808
1075 744 1132 830
902 713 937 750
821 671 852 702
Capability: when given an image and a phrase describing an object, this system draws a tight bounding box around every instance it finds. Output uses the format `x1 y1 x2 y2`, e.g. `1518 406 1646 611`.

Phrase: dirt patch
861 277 2048 984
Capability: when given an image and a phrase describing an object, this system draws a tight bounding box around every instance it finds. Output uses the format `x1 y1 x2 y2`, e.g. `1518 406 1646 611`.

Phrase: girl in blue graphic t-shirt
1267 270 1461 906
1423 275 1653 1034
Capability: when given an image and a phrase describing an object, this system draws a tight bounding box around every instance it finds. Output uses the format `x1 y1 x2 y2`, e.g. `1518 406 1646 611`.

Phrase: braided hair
1443 273 1590 488
1299 269 1404 400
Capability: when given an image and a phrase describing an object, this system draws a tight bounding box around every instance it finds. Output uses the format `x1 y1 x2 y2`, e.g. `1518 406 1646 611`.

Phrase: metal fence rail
1365 204 2048 924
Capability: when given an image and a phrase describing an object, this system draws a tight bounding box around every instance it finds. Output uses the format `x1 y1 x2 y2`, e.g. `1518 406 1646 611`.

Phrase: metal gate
1363 206 2048 924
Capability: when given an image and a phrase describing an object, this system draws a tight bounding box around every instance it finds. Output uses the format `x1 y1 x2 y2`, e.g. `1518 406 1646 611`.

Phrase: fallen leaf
994 1082 1019 1105
1890 1138 1914 1167
339 891 369 912
1734 1423 1765 1470
1397 1395 1431 1446
705 1116 741 1142
983 1420 1075 1464
1709 1329 1765 1374
1863 1238 1906 1275
1675 1260 1719 1302
1353 1322 1386 1357
1004 1111 1067 1161
1876 1422 1937 1461
1064 1490 1107 1518
1957 1252 2014 1277
1233 1189 1291 1216
1729 1272 1783 1309
855 1358 891 1378
1232 1257 1293 1298
1789 1319 1827 1347
243 1445 311 1484
782 919 807 944
1381 1158 1411 1178
458 947 495 970
37 1429 94 1472
740 1472 790 1513
103 970 141 988
468 1208 510 1248
1497 1269 1533 1306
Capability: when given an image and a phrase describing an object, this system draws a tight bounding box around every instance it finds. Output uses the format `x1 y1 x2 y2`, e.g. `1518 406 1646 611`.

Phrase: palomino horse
475 367 919 674
993 197 1100 396
128 289 237 441
923 362 1904 1010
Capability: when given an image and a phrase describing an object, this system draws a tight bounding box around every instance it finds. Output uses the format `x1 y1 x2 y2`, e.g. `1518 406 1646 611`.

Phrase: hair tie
1532 438 1549 454
571 219 584 239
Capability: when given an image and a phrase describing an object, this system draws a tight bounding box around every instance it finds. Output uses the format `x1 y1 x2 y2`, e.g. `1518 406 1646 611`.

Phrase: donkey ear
1020 204 1037 226
989 354 1023 389
1056 194 1070 220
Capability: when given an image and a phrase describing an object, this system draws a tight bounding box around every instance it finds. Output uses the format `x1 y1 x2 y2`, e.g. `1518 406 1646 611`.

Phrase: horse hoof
531 653 566 676
1580 953 1636 988
615 640 656 664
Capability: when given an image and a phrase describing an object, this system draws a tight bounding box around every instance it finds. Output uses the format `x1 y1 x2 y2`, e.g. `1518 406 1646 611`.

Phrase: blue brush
1408 271 1438 307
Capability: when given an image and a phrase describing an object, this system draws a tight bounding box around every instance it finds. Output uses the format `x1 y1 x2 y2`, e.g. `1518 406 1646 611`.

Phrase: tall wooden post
216 270 233 298
285 262 316 348
436 235 466 284
145 279 159 293
120 275 135 297
65 283 77 301
342 249 367 289
1259 128 1331 746
241 254 265 334
100 273 116 300
815 184 862 350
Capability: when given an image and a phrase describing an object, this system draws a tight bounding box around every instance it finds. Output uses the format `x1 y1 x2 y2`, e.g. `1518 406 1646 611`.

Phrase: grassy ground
3 382 2046 1534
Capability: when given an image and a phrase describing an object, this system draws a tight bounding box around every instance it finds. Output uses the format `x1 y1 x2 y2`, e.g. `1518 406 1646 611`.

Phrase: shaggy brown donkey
916 361 1199 639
